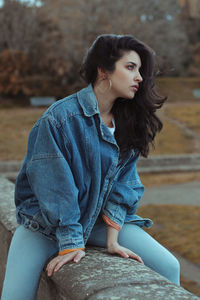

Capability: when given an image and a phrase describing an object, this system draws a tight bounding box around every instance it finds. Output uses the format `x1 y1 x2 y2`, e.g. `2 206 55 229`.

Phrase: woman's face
108 50 143 99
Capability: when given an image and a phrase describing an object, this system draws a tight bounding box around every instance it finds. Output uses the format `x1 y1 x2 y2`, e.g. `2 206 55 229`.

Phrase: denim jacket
15 84 153 252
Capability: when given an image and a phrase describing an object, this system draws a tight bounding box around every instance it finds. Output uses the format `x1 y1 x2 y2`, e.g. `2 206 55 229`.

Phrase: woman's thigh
1 225 58 300
87 221 180 285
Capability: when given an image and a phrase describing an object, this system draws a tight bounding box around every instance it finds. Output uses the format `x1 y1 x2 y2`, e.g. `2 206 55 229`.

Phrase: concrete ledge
0 177 199 300
1 154 200 178
138 154 200 173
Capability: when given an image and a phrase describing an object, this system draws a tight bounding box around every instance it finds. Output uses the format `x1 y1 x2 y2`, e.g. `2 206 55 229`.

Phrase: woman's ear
97 67 107 80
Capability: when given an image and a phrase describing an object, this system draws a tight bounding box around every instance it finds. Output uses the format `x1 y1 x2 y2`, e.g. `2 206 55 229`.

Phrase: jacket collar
77 84 100 117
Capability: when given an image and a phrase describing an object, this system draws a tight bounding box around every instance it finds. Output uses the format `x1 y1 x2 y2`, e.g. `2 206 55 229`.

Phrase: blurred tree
179 0 200 76
0 0 39 53
0 49 30 96
42 0 189 78
0 0 195 98
187 42 200 76
0 0 69 98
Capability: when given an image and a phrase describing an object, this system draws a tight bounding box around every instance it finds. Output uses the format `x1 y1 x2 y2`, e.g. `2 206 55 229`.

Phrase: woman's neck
93 84 115 118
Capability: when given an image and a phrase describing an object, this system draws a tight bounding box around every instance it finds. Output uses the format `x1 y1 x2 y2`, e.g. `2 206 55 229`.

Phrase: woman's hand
105 224 143 264
107 242 144 264
46 249 85 277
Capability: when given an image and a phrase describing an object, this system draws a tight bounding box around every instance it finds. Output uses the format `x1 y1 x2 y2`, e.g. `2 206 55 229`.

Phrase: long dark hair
80 34 166 158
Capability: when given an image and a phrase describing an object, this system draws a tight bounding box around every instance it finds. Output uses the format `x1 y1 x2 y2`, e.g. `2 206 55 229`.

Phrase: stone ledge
138 153 200 173
0 177 199 300
1 154 200 177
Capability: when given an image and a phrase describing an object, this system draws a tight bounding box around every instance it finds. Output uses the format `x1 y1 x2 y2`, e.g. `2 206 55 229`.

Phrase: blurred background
0 0 200 297
0 0 200 159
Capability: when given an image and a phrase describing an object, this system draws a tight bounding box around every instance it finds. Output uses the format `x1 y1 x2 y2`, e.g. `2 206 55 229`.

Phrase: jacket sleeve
102 154 144 230
26 113 84 252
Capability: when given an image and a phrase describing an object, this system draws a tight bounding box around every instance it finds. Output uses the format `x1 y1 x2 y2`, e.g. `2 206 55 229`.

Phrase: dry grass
165 104 200 134
156 77 200 103
151 119 194 155
0 108 45 160
1 76 200 160
138 204 200 297
181 277 200 297
0 106 197 160
138 204 200 266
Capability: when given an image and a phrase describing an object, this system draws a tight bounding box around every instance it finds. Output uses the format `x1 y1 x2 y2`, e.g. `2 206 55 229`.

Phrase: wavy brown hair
80 34 166 158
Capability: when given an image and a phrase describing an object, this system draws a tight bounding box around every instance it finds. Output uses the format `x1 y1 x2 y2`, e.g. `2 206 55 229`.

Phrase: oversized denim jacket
15 84 153 252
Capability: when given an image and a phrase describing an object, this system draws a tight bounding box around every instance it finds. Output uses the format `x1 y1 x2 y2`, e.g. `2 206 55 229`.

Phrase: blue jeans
1 223 180 300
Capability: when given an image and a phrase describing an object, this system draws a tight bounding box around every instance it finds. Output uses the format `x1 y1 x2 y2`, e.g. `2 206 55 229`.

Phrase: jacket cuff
103 205 126 229
59 248 85 256
56 225 85 252
102 214 121 231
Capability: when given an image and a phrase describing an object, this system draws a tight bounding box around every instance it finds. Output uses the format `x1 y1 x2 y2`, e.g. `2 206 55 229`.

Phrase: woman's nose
135 72 143 83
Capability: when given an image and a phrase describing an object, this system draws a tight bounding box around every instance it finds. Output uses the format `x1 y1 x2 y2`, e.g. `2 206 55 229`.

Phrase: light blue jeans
1 222 180 300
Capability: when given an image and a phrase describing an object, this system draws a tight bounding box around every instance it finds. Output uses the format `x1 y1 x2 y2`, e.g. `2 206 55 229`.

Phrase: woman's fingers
110 245 144 264
46 250 85 277
73 250 85 263
47 257 60 277
117 249 129 258
53 254 74 272
128 252 144 264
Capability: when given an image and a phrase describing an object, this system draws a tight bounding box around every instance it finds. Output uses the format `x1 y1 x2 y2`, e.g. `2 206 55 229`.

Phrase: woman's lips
131 85 138 91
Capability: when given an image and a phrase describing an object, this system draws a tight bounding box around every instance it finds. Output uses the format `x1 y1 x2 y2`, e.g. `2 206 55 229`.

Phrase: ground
0 77 200 296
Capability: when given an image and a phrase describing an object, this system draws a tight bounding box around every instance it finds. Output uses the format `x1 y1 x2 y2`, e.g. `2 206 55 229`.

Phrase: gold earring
97 78 112 94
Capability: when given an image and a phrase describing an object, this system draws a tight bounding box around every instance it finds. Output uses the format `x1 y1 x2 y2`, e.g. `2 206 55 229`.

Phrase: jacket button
31 222 39 230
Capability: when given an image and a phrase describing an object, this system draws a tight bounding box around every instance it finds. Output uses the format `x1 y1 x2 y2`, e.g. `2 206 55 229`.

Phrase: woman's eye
127 65 134 70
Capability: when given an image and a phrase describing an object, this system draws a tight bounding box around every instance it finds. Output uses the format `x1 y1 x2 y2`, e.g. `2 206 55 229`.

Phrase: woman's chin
126 92 135 100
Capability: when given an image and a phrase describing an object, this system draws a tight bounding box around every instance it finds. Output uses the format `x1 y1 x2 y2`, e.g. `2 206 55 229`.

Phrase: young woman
1 34 180 300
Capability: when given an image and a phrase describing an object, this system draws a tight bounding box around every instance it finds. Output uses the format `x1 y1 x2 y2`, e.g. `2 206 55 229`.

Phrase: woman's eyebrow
127 61 141 69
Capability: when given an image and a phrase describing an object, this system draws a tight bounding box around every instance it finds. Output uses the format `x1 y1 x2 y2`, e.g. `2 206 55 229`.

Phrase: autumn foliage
0 0 200 99
0 49 30 96
0 48 70 97
0 0 70 98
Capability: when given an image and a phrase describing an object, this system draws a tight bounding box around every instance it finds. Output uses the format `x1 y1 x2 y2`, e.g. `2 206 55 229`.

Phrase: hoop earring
97 78 112 94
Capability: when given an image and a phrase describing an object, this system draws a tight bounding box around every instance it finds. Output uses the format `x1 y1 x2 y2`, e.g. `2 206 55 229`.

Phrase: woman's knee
165 255 180 285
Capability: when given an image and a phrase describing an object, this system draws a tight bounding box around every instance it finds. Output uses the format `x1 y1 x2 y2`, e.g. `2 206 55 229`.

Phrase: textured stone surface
0 177 17 232
0 177 199 300
45 247 199 300
0 223 12 292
